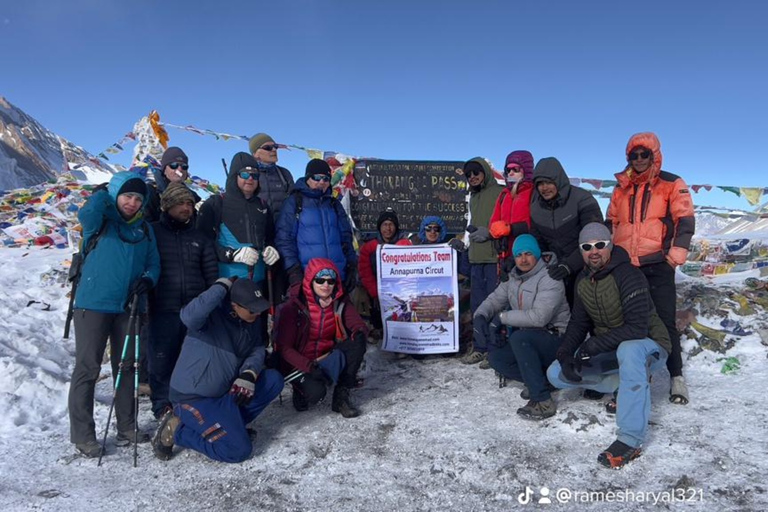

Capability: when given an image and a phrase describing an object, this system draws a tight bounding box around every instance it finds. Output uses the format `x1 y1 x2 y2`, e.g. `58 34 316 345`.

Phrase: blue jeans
547 338 668 448
488 329 561 401
173 369 283 463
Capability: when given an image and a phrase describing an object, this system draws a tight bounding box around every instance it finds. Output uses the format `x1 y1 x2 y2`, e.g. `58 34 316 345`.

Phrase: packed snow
0 246 766 511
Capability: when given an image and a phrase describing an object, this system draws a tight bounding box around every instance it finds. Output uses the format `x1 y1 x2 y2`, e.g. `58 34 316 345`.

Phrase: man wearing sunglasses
460 157 503 366
606 132 695 406
144 146 201 223
546 222 671 469
276 159 357 297
248 133 294 220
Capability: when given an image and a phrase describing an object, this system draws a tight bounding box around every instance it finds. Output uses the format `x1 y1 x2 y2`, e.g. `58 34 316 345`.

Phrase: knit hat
512 234 541 259
248 133 275 154
230 152 261 176
463 160 485 177
504 150 534 181
160 182 196 211
117 177 147 200
305 158 332 178
230 279 270 314
377 208 399 232
579 222 612 245
160 147 188 170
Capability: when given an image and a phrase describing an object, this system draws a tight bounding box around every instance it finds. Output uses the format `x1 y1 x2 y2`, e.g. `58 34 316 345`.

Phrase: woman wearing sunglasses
274 258 368 418
144 146 201 223
606 132 695 406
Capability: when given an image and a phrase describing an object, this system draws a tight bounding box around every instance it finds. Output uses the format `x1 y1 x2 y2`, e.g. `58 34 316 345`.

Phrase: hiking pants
641 262 682 377
294 335 367 404
173 369 283 463
148 311 186 418
470 263 498 352
69 309 138 443
547 338 667 448
489 329 561 402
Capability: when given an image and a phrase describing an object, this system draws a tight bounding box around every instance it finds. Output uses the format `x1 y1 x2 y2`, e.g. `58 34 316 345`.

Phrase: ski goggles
580 240 610 252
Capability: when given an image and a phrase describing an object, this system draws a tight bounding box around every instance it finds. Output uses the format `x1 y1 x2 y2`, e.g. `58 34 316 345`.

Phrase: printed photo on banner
377 244 459 354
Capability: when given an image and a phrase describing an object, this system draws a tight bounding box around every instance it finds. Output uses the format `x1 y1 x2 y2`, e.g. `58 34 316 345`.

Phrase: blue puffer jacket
169 283 266 403
74 172 160 313
274 178 356 280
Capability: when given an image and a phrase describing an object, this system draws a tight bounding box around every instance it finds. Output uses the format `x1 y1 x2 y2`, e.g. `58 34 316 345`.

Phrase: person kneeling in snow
546 223 670 469
274 258 368 417
152 277 283 463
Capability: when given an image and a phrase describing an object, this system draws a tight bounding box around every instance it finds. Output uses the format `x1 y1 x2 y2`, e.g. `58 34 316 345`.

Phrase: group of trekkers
67 130 694 469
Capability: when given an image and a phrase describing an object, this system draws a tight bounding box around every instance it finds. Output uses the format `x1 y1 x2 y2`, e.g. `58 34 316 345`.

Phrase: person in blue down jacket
275 158 357 293
474 234 570 420
152 277 283 463
68 171 160 458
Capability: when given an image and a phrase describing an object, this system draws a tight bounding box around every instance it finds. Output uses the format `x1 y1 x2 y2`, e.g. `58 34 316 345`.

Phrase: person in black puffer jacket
148 182 218 418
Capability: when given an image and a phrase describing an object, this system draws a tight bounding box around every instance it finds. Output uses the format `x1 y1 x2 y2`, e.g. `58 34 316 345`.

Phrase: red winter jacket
488 181 533 256
274 258 368 374
359 234 412 299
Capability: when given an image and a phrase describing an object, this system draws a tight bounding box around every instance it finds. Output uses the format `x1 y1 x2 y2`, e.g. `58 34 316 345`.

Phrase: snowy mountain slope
0 247 766 511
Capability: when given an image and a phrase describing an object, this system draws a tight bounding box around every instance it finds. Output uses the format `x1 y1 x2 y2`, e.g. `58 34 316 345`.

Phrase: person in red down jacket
358 208 412 339
274 258 368 417
488 150 534 282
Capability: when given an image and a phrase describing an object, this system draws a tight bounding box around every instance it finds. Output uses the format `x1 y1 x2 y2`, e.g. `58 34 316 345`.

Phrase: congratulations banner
377 244 459 354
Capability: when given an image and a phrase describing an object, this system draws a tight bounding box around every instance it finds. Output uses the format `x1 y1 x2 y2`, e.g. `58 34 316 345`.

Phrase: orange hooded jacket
606 132 695 267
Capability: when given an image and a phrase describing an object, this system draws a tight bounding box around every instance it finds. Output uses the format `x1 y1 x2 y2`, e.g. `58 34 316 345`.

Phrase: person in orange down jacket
488 150 534 282
358 208 412 339
606 132 695 406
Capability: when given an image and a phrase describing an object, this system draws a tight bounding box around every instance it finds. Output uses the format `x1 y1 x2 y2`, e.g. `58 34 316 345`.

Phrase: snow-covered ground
0 247 767 511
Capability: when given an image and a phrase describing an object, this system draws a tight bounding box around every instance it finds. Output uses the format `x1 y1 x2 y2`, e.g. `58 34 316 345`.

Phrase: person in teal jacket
68 171 160 458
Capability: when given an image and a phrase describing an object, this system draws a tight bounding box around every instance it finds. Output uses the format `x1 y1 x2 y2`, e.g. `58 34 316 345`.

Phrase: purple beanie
505 150 535 182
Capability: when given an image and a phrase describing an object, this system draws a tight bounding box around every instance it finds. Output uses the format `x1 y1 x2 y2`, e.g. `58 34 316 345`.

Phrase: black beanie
229 152 260 175
160 147 188 169
463 160 484 176
377 208 399 232
118 177 147 199
305 158 332 178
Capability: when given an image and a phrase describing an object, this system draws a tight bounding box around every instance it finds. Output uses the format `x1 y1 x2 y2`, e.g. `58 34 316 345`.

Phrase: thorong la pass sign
376 244 460 354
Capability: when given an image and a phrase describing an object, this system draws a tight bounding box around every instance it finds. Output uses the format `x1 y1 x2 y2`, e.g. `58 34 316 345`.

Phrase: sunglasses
628 150 651 161
168 162 189 171
580 240 610 251
313 277 336 285
259 144 278 152
425 226 441 233
464 169 483 178
238 169 259 180
505 165 523 173
310 174 331 183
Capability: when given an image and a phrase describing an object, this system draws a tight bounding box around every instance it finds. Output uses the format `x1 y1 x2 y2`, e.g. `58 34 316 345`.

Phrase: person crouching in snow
274 258 368 417
546 223 671 469
152 277 283 463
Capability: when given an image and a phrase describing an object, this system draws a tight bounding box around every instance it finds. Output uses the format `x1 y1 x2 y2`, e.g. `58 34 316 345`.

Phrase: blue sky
2 0 766 211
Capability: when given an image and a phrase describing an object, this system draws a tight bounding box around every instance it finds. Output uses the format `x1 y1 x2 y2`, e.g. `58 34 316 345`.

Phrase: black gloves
499 257 515 282
229 372 256 405
548 263 571 281
560 357 582 382
448 238 467 252
129 277 153 298
473 315 490 348
344 265 358 292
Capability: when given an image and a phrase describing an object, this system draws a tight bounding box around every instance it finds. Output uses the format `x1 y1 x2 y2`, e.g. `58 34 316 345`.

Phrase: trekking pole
284 370 304 384
221 158 228 177
266 266 275 347
132 308 141 468
98 294 139 466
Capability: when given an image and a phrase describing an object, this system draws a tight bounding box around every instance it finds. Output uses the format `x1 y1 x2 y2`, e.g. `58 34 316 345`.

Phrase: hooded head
418 216 447 243
227 152 261 198
504 150 535 183
463 157 494 191
532 157 571 203
625 132 662 181
302 258 344 303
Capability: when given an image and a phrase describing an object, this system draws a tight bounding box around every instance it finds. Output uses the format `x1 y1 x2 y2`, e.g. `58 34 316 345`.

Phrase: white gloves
262 246 280 266
233 247 259 266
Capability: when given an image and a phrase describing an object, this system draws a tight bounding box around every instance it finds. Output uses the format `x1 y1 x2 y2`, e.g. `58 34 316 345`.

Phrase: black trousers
69 309 140 443
294 335 367 404
641 262 682 377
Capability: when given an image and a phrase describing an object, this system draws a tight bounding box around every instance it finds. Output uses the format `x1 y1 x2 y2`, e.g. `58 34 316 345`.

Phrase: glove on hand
229 372 256 406
215 276 237 290
448 238 467 252
262 246 280 266
547 263 571 281
472 315 490 347
233 247 259 266
468 226 491 243
560 357 582 383
129 277 153 297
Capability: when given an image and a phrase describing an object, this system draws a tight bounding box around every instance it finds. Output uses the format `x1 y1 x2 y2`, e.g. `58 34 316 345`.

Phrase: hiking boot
516 399 557 420
597 440 642 469
292 390 309 412
115 430 151 447
75 440 103 458
152 410 180 461
138 383 152 397
669 376 689 405
461 350 486 365
331 386 360 418
478 355 491 370
583 389 604 400
520 386 529 400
